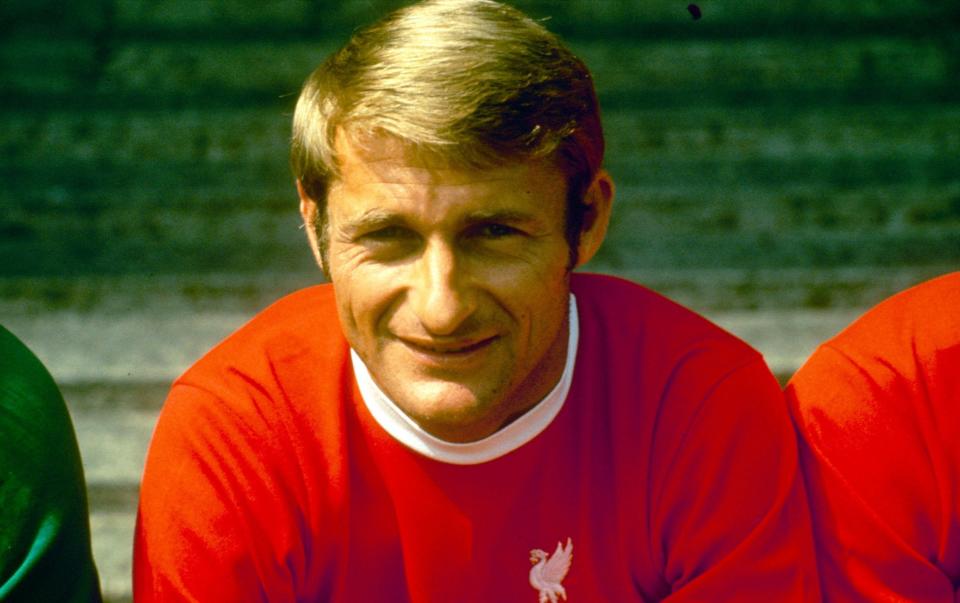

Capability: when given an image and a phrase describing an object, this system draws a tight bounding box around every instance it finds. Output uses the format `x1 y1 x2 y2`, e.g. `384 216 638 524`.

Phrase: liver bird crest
529 537 573 602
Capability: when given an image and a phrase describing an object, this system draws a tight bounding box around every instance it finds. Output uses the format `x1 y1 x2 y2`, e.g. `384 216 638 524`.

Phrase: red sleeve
653 357 820 601
133 383 311 602
787 344 957 602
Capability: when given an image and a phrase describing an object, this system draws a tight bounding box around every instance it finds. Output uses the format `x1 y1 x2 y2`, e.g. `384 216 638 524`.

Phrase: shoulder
788 272 960 444
0 325 76 452
140 285 353 538
827 271 960 357
210 283 340 352
0 324 61 409
155 284 351 455
570 273 779 457
177 283 345 388
571 272 762 373
0 326 101 602
791 272 960 387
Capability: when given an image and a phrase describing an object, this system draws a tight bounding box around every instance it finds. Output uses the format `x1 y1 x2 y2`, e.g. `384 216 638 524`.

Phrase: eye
354 225 421 261
474 223 520 239
361 225 416 242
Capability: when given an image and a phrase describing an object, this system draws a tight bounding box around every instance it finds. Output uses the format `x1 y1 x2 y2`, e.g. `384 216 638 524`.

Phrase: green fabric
0 325 102 602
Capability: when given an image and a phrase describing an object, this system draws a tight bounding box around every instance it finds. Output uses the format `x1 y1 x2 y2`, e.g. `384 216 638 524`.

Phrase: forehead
328 132 567 218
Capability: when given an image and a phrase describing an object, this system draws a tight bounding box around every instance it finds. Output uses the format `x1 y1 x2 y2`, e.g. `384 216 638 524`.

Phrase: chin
395 381 501 429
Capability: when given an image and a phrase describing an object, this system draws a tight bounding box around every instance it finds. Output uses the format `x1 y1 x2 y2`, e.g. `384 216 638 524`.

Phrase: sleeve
0 325 102 603
133 381 314 602
652 356 820 602
787 344 956 603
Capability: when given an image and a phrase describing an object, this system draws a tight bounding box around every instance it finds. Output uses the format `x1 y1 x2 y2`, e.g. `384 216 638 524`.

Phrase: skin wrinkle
300 132 612 443
301 132 600 271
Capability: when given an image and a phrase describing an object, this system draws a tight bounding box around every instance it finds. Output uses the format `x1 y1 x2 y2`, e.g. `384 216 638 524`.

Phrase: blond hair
291 0 605 264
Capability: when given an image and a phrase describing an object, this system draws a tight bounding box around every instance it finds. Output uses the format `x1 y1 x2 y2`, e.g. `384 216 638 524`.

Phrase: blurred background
2 0 958 599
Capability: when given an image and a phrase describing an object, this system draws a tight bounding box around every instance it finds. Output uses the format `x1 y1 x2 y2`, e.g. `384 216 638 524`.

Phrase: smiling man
134 1 819 600
317 135 587 445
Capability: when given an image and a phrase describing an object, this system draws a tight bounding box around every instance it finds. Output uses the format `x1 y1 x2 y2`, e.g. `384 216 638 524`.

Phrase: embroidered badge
529 537 573 602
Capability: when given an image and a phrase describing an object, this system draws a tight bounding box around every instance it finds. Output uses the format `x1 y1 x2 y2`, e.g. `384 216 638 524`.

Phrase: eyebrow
338 208 545 237
462 210 542 228
338 208 406 236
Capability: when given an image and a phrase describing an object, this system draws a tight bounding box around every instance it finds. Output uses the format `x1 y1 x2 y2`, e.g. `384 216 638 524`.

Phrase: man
134 1 819 600
0 325 102 602
787 272 960 602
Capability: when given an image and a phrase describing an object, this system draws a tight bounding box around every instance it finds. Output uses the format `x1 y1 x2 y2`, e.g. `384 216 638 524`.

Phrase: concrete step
8 305 865 386
5 303 881 599
6 106 959 172
64 384 161 602
6 0 952 43
91 508 135 603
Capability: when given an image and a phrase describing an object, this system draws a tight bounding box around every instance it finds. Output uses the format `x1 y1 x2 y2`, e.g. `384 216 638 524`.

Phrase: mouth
400 335 499 359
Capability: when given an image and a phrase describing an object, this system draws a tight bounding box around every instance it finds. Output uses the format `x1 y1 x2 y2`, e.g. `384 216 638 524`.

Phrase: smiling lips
400 335 499 360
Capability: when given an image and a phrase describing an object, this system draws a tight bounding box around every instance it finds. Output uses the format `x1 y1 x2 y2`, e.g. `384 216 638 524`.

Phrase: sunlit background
2 1 958 599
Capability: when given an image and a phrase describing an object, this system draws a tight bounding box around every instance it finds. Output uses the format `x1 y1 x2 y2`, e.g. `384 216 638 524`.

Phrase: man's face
319 135 576 443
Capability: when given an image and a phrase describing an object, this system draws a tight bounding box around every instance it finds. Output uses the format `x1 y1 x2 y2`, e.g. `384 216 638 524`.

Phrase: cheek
478 244 570 296
332 267 403 338
500 273 569 340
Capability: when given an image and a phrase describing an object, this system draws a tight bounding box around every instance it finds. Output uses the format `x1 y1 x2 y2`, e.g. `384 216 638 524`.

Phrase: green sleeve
0 325 102 603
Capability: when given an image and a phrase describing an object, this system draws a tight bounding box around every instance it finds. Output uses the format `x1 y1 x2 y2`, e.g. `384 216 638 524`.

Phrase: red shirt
135 273 818 601
788 272 960 602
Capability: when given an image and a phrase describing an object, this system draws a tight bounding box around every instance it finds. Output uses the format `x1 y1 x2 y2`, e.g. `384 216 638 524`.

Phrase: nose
408 238 475 336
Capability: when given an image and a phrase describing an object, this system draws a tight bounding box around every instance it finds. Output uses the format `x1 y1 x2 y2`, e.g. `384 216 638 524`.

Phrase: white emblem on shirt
529 537 573 602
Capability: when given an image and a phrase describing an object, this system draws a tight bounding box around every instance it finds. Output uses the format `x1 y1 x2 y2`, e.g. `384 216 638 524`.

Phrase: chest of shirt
309 399 663 603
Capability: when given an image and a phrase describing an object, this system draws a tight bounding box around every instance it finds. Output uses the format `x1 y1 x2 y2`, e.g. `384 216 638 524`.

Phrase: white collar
351 295 579 465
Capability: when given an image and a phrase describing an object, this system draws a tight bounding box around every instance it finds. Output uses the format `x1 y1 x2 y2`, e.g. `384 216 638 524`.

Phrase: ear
574 169 615 268
296 180 326 273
